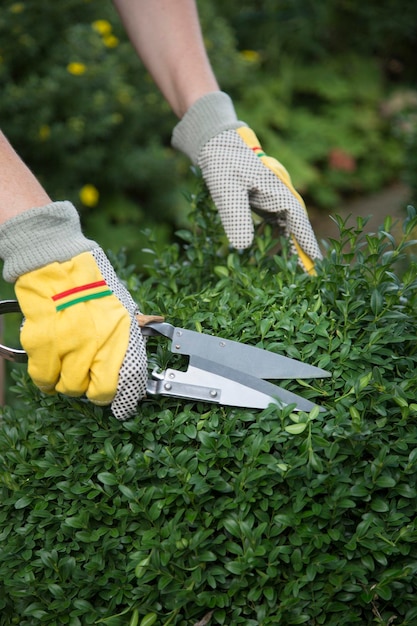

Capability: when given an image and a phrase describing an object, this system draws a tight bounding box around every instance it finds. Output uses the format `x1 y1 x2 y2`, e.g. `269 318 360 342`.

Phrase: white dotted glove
172 91 322 274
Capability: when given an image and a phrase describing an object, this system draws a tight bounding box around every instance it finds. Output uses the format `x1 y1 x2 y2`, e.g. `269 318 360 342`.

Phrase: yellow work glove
172 91 322 275
0 202 147 420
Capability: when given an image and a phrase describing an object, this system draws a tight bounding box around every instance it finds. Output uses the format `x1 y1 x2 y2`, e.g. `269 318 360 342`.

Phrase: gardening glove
0 201 147 420
172 91 322 275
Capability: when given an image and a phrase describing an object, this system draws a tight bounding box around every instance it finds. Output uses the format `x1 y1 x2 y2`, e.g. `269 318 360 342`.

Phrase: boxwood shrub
1 189 417 626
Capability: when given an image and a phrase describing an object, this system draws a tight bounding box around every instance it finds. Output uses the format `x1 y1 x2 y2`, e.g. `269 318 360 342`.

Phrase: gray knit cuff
171 91 247 164
0 201 97 282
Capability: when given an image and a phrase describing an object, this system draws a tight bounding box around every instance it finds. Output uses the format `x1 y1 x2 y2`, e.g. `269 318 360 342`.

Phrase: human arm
112 0 322 273
112 0 219 118
0 131 147 420
0 131 51 223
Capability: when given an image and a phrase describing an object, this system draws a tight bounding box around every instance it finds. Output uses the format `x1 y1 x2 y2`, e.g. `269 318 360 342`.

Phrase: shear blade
161 355 324 412
161 325 331 381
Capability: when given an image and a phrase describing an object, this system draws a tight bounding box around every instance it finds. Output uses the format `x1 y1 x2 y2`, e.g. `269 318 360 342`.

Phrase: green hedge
1 192 417 625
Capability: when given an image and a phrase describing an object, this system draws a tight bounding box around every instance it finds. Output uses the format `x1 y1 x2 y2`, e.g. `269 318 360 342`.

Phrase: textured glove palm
0 202 147 420
172 92 322 274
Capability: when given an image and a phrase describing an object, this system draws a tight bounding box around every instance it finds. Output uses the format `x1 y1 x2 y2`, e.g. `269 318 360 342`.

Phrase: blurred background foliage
0 0 417 269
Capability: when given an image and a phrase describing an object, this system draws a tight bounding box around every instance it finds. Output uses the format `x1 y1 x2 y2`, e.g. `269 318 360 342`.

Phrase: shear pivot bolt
164 383 172 391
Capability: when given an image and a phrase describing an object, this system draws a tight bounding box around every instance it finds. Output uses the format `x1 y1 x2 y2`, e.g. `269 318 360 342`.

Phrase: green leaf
395 483 417 498
184 424 197 439
135 555 151 578
370 288 384 315
48 583 65 599
97 472 118 486
139 613 157 626
14 495 32 509
214 266 229 278
104 439 116 460
287 615 310 624
224 560 246 575
357 371 373 392
64 515 87 529
223 518 241 538
308 405 321 421
370 497 389 512
73 599 94 611
285 423 308 435
375 475 396 488
119 484 136 500
22 604 48 619
129 609 139 626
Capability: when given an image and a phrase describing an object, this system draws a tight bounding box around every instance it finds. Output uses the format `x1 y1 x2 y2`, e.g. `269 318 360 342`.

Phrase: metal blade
147 355 324 412
146 323 330 380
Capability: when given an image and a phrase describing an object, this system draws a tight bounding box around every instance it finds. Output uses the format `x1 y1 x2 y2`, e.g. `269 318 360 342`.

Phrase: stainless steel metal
162 355 322 411
148 356 323 410
147 366 222 403
143 322 330 381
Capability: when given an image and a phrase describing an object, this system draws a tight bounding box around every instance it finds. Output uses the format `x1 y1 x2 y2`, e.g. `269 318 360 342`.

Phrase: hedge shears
0 299 330 412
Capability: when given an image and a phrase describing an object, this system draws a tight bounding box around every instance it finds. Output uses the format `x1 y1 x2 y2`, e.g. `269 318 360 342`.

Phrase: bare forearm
0 131 51 224
112 0 219 118
0 1 218 223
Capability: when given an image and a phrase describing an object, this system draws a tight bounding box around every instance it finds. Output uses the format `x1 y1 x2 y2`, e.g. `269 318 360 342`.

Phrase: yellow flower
79 184 99 207
67 62 87 76
111 112 123 125
240 49 261 64
10 3 24 13
103 34 119 48
38 125 51 141
117 89 132 105
92 20 112 36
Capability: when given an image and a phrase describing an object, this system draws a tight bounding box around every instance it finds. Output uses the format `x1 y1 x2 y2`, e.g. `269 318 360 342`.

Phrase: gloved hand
172 91 322 275
0 201 147 420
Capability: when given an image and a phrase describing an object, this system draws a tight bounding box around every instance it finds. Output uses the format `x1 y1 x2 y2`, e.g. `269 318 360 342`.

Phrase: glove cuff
171 91 247 164
0 201 97 282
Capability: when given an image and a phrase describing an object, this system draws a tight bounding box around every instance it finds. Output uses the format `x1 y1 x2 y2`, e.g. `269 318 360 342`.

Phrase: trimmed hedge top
1 192 417 626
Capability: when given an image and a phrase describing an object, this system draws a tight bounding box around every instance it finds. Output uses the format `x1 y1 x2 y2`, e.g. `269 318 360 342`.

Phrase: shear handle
0 299 27 363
